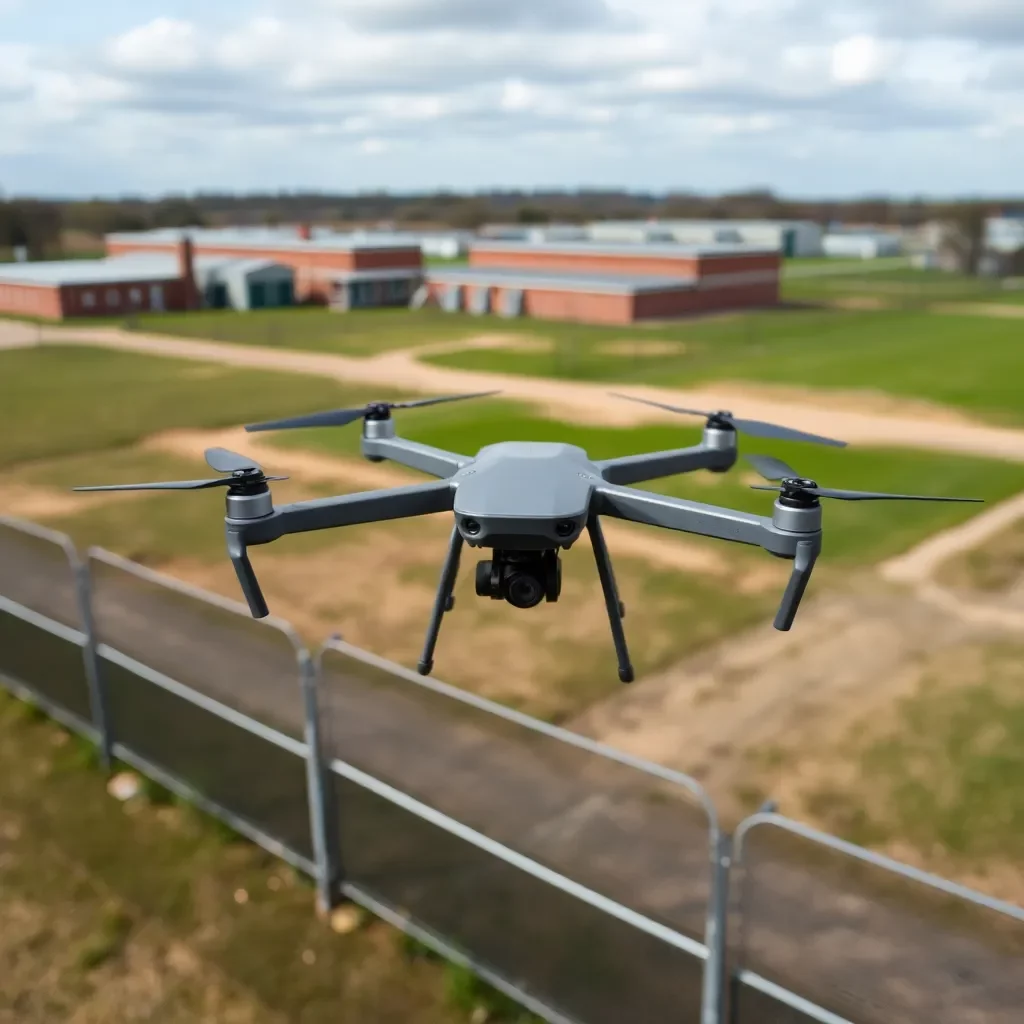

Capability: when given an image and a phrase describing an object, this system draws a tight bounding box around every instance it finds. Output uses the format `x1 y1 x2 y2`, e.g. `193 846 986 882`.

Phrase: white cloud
830 34 897 86
106 17 203 73
0 0 1022 194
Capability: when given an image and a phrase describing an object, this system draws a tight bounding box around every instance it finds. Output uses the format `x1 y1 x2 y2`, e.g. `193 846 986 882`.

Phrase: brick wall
0 283 63 319
107 238 422 303
470 247 702 278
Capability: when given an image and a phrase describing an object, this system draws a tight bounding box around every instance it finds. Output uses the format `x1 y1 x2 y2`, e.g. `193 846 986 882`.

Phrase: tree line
2 189 1020 256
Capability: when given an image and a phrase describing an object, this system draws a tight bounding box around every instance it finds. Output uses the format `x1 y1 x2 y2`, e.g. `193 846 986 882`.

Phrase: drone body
75 392 981 684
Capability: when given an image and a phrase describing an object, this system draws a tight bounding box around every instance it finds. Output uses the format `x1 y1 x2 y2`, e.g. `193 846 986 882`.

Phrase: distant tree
151 196 206 228
515 205 550 224
4 200 62 257
446 198 495 229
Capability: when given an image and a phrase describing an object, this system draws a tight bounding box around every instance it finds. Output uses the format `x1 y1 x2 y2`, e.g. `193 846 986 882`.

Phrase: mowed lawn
0 344 408 468
96 292 1024 427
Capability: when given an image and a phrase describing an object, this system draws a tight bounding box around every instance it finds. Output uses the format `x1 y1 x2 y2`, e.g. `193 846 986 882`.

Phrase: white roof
0 254 182 287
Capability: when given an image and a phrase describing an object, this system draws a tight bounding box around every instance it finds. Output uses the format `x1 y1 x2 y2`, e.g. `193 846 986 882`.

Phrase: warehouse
0 243 198 320
106 225 423 305
822 230 903 259
425 240 780 324
0 240 297 320
588 219 823 257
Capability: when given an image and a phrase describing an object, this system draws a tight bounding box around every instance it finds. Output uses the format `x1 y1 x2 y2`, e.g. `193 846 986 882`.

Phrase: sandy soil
595 340 687 357
13 317 1024 459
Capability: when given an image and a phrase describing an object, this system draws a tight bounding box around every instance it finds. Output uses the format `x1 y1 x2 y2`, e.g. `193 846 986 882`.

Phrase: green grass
420 308 1024 426
0 345 407 469
266 396 1024 566
0 689 478 1024
807 643 1024 862
938 518 1024 593
114 306 488 355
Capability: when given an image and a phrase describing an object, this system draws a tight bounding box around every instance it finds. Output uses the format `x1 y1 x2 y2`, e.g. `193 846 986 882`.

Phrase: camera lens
555 520 575 538
463 518 481 536
505 571 544 609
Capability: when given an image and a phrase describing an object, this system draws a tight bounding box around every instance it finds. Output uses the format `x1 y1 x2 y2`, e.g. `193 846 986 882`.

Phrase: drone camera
475 549 561 609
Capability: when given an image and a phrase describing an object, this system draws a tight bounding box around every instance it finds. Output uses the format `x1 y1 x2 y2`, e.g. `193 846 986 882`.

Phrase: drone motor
475 549 562 609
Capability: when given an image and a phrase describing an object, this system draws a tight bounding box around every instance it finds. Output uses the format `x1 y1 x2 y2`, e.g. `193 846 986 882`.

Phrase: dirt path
9 318 1024 460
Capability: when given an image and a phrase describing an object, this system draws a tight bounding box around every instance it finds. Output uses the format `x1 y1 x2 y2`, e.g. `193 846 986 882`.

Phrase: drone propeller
609 392 847 448
73 447 287 492
746 454 983 503
245 391 501 433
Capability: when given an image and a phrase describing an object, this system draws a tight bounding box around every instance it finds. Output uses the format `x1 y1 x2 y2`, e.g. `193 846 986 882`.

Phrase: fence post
300 648 341 915
701 830 733 1024
74 557 112 771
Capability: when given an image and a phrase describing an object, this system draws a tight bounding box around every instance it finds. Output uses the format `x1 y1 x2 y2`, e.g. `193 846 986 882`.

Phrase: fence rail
0 513 1021 1024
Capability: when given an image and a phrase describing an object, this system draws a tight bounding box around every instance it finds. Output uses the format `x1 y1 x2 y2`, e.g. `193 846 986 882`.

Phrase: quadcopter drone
76 392 980 683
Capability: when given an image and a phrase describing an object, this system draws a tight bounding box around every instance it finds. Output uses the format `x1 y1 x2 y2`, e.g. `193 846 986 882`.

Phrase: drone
75 392 981 683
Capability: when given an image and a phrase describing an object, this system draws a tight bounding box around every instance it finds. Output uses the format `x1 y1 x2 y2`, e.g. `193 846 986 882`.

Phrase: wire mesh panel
730 816 1024 1024
86 548 314 864
0 517 93 724
101 654 313 862
87 548 304 737
320 640 716 1024
0 516 83 629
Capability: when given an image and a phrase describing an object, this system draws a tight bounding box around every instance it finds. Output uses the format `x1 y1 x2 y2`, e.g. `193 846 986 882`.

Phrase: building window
129 287 142 305
105 288 121 307
81 291 96 308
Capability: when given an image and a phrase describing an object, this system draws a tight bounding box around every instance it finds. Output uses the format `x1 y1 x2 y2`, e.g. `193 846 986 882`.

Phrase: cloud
1 0 1022 195
329 0 618 32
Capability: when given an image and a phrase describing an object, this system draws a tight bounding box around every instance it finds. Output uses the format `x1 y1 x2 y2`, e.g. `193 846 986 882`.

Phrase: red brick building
106 226 424 306
425 240 781 325
0 241 200 321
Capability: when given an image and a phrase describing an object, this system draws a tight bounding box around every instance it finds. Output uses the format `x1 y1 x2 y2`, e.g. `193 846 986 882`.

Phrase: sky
0 0 1022 198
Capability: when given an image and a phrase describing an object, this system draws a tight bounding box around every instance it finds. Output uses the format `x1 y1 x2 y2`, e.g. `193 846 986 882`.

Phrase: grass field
96 292 1024 427
0 690 531 1023
121 306 490 355
802 642 1024 890
0 344 406 468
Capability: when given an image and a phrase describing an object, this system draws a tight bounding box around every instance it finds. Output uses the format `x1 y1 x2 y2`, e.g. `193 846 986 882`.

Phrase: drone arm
361 435 469 478
238 479 455 544
595 483 769 548
596 484 823 630
596 445 733 486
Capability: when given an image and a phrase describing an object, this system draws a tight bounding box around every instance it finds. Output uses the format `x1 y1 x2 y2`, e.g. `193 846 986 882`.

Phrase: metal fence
1 513 1022 1024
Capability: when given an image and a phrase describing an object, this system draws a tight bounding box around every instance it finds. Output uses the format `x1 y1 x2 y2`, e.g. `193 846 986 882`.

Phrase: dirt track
8 317 1024 460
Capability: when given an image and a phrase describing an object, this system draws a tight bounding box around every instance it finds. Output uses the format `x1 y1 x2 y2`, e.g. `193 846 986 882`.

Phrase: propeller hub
782 477 817 490
365 402 393 421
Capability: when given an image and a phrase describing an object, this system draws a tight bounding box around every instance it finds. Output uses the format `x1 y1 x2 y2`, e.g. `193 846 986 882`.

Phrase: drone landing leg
417 526 464 676
587 515 634 683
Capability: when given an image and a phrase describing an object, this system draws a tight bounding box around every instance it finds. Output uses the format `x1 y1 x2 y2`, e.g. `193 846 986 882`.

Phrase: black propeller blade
245 390 502 433
609 392 847 448
746 454 983 503
73 448 287 493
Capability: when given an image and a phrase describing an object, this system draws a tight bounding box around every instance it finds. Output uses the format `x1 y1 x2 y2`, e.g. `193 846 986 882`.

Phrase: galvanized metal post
74 558 112 771
300 649 341 915
701 831 733 1024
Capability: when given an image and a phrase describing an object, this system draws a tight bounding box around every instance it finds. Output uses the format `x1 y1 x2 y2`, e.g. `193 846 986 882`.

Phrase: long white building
587 219 824 257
